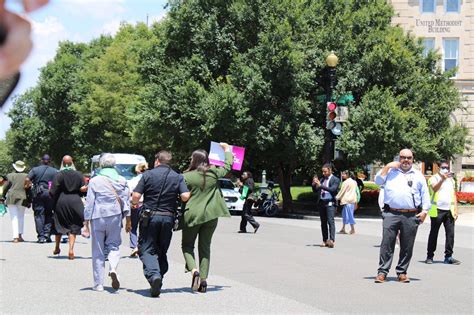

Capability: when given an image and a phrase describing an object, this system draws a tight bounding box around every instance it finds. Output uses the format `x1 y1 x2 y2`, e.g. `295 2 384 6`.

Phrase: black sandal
198 280 207 293
191 271 200 291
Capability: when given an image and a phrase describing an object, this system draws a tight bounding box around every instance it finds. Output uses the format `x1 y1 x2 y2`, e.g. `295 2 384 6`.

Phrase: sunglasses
440 166 449 170
399 156 413 160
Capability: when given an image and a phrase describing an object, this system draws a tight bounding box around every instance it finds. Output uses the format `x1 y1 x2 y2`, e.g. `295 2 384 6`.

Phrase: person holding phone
425 160 460 265
374 149 430 283
312 163 340 248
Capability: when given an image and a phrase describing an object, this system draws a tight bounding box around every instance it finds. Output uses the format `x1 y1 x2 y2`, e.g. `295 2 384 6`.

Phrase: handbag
0 202 7 216
22 187 33 208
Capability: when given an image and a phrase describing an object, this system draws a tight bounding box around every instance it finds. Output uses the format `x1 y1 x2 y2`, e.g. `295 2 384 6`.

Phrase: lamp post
323 51 338 164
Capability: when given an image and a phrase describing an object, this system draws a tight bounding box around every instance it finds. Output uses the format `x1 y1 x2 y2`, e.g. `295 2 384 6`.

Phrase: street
1 213 473 314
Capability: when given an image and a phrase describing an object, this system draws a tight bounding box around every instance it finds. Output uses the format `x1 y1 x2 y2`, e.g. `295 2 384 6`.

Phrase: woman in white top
127 162 148 257
336 170 358 234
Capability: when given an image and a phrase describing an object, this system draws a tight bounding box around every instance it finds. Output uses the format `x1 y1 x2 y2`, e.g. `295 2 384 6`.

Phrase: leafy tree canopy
6 0 467 210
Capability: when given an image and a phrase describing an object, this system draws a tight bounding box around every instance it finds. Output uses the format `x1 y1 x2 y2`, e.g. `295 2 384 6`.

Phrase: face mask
440 168 448 175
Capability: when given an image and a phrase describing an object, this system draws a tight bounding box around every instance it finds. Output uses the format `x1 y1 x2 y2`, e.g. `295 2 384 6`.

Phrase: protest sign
209 141 245 171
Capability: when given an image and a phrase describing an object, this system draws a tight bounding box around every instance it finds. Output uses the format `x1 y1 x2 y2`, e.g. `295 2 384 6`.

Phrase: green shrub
362 182 380 190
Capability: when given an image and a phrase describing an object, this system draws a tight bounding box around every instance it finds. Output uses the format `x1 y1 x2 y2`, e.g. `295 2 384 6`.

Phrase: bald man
374 149 430 283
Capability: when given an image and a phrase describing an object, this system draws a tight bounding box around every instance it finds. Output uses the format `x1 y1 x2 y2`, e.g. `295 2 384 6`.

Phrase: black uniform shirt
134 165 188 214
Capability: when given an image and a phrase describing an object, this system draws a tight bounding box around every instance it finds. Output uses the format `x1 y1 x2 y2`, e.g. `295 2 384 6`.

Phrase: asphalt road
0 212 472 314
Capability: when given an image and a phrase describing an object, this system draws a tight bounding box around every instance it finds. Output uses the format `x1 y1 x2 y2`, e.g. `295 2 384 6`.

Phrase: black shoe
425 258 433 264
191 271 200 291
45 238 52 243
150 277 162 297
38 238 46 244
254 225 260 234
444 257 461 265
198 280 207 293
238 230 247 233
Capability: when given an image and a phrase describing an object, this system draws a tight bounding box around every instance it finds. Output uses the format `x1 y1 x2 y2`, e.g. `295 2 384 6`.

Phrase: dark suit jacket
312 175 340 203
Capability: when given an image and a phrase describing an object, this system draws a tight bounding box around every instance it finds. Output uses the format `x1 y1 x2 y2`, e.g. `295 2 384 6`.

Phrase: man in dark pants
132 151 190 297
425 160 460 265
312 164 340 248
25 154 58 243
238 171 260 233
374 149 430 283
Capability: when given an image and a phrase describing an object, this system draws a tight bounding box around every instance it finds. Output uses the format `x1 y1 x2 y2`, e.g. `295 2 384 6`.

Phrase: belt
319 199 334 203
389 208 418 213
145 210 175 217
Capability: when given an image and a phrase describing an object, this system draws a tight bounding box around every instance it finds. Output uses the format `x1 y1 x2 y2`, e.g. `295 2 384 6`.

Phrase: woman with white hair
3 160 29 242
82 153 131 292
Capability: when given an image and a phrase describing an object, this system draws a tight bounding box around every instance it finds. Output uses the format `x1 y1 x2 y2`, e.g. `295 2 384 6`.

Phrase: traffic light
326 101 342 136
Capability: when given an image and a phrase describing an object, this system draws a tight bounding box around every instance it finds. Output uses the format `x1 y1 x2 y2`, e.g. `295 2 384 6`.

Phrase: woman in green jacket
182 143 233 293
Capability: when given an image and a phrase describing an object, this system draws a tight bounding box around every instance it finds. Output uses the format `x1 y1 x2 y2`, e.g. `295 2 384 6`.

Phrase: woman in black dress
50 155 87 260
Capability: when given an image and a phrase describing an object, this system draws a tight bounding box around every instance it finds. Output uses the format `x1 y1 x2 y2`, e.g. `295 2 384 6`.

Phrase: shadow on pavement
48 255 91 260
417 260 445 264
363 276 421 282
125 284 231 297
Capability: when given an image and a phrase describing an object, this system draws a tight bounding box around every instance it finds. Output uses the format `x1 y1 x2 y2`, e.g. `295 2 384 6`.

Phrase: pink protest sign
209 141 245 171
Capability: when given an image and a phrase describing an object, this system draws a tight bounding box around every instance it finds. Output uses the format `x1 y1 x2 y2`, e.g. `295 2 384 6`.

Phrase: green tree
6 0 467 212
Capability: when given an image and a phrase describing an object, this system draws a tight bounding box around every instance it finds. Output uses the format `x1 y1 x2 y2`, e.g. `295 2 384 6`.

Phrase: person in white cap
4 160 29 242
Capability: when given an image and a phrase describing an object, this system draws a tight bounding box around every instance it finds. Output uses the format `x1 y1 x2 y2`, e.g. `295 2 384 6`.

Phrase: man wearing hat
25 154 58 243
4 161 29 242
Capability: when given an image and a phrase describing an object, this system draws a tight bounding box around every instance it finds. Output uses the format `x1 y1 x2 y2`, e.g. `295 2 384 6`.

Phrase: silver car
218 178 244 213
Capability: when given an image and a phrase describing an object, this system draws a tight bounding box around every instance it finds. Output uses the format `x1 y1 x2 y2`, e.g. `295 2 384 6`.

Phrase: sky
0 0 168 139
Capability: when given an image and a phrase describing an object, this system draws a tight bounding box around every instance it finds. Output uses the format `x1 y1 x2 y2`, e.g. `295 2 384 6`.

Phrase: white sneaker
109 271 120 290
93 284 104 292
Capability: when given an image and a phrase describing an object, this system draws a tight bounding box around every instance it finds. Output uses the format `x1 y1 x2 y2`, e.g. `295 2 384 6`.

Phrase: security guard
374 149 430 283
132 151 190 297
425 160 460 265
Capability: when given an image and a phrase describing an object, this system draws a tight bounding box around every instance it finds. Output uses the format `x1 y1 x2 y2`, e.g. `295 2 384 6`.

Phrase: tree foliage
5 0 467 211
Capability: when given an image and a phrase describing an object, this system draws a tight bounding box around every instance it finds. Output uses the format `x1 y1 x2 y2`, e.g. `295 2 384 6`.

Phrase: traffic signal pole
323 65 337 164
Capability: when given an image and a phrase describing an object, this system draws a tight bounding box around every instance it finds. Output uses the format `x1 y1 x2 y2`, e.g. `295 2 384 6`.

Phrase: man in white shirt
426 160 460 265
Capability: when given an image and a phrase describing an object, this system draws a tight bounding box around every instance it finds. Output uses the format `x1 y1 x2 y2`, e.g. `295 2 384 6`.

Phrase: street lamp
323 51 338 164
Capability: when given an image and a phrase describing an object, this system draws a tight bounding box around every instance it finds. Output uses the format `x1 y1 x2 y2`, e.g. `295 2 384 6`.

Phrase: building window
443 38 459 73
445 0 460 13
422 38 435 56
421 0 435 13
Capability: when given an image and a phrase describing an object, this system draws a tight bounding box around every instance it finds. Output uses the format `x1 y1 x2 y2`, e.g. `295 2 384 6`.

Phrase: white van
90 153 147 181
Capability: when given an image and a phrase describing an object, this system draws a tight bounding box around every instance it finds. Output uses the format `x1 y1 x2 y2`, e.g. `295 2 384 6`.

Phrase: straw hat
12 160 26 172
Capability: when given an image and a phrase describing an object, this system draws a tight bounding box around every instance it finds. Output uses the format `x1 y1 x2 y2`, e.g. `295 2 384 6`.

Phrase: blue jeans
138 214 174 282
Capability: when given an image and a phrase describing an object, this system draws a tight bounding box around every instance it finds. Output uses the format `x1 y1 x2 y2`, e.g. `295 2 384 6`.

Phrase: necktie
321 178 328 197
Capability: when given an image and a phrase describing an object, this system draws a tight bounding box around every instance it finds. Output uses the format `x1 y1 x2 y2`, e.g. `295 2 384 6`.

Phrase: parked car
218 178 244 214
90 153 147 185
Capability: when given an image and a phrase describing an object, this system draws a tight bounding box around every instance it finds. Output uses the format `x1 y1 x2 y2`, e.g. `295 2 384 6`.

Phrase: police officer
374 149 430 283
25 154 58 243
131 151 190 297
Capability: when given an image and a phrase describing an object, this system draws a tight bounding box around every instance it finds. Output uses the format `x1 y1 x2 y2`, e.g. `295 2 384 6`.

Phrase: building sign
415 19 462 33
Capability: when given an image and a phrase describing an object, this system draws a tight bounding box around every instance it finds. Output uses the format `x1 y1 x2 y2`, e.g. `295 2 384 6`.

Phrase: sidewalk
276 207 474 227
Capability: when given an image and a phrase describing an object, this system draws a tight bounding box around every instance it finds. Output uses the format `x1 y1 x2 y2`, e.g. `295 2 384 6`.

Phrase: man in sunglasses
425 160 460 265
374 149 430 283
